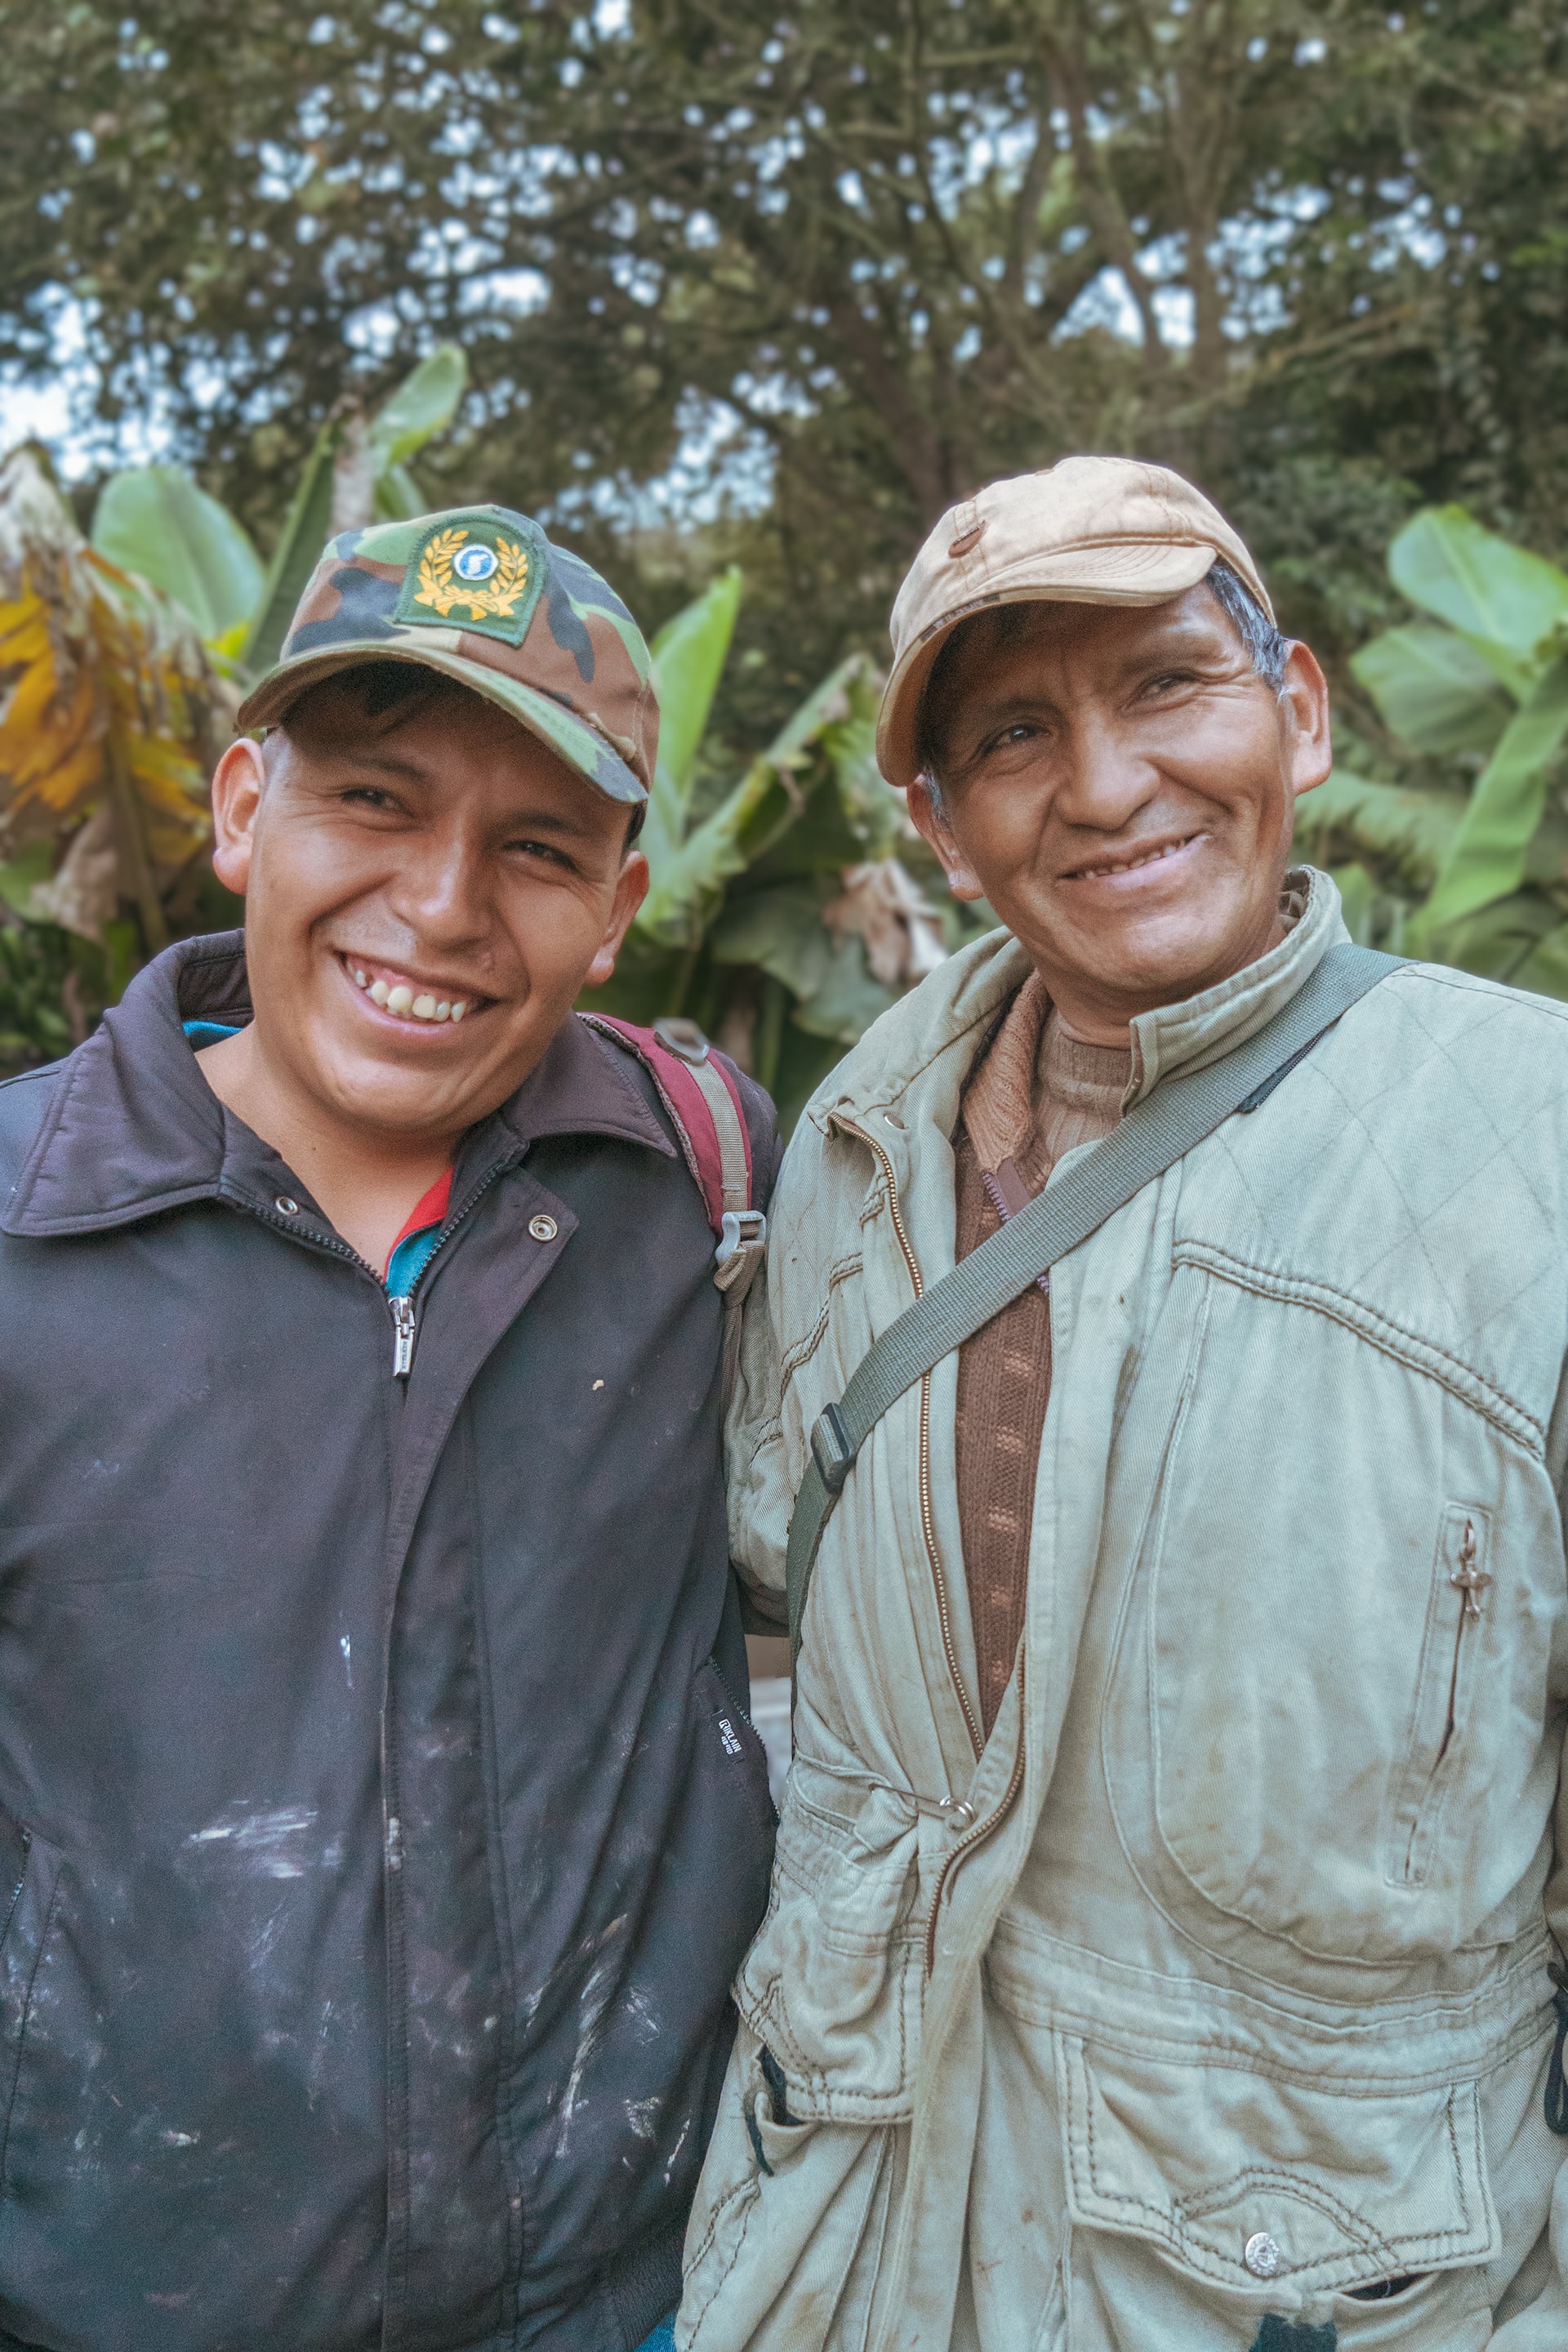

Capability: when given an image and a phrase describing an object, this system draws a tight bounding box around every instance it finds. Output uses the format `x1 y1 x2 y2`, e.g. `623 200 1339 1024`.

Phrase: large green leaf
650 568 742 802
1293 768 1464 895
373 461 427 523
1409 650 1568 945
1509 921 1568 1002
1388 506 1568 674
708 880 894 1041
1349 623 1509 756
91 466 265 644
634 654 876 950
367 343 468 475
239 416 339 679
642 568 743 879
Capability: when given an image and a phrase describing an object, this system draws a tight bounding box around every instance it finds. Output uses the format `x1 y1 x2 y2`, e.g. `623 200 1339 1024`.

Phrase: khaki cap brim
877 540 1220 791
236 642 648 805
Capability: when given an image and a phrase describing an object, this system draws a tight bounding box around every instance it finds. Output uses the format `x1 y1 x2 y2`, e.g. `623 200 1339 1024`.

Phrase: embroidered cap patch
395 514 547 646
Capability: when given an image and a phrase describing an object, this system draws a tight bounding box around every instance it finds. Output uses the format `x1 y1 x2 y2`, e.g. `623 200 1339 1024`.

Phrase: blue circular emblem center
453 542 499 583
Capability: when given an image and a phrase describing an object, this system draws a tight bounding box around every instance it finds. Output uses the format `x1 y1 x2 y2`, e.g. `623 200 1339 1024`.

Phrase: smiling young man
0 506 778 2352
681 457 1568 2350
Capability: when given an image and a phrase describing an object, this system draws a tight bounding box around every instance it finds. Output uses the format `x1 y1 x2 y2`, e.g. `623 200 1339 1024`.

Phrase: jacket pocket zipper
1392 1506 1492 1886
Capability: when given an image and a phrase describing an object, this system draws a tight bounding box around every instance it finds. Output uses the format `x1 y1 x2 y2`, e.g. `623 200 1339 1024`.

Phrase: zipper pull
390 1296 416 1379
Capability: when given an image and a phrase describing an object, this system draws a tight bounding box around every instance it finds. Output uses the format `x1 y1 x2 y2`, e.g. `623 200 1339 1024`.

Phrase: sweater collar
2 931 672 1240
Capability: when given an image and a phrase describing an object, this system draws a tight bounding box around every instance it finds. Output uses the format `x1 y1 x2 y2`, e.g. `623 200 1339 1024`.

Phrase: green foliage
90 467 265 646
6 3 1567 746
0 911 136 1076
241 344 468 675
586 574 944 1129
1312 503 1568 990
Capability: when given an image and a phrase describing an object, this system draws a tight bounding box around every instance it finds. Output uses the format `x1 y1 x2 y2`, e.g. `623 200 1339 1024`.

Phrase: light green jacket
680 872 1568 2352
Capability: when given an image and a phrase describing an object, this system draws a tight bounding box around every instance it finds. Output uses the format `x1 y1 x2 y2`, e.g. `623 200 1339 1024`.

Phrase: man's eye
343 785 396 809
511 838 572 868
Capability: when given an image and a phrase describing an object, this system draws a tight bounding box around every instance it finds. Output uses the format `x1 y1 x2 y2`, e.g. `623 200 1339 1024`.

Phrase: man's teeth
351 967 468 1022
1079 838 1191 880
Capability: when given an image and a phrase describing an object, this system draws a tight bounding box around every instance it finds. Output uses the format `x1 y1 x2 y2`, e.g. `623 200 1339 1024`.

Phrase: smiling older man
679 458 1568 2352
0 506 779 2352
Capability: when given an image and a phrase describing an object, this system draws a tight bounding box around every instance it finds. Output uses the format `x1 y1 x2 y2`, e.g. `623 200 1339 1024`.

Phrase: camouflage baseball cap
234 504 657 804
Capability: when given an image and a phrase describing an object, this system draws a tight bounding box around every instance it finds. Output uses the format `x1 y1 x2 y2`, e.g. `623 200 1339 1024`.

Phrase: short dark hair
272 662 646 846
914 559 1290 791
1205 559 1289 691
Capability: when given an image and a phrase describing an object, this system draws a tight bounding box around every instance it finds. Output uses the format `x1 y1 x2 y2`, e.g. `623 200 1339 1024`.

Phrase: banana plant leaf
240 344 469 679
1409 652 1568 946
90 466 265 645
239 417 339 680
1509 921 1568 1001
373 462 427 523
1419 889 1566 987
642 568 742 879
367 344 467 477
0 447 229 949
1349 623 1508 758
1294 768 1466 896
633 654 876 950
1388 506 1568 676
708 878 896 1042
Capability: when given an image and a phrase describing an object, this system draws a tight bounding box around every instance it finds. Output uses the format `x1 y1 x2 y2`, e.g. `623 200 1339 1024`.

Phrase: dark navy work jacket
0 933 778 2352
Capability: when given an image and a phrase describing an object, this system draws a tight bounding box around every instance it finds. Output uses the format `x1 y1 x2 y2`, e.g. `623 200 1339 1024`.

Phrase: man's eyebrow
501 805 599 840
319 746 434 782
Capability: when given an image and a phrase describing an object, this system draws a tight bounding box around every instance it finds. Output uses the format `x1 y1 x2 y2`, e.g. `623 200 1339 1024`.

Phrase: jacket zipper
384 1157 517 1378
252 1155 517 1381
838 1116 984 1762
924 1652 1027 1976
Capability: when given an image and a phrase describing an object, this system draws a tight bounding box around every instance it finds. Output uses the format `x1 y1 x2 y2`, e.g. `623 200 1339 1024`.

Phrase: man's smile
334 951 492 1029
1060 829 1208 886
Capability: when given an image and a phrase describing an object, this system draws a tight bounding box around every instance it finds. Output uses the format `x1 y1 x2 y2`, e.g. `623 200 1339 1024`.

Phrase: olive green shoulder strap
785 942 1402 1659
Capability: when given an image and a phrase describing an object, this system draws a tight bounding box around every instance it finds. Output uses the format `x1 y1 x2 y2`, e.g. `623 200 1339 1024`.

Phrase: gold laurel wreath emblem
414 528 531 620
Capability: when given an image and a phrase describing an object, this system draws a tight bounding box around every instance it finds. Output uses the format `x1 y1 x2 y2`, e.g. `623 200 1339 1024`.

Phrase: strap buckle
810 1402 857 1496
716 1206 766 1267
652 1014 710 1065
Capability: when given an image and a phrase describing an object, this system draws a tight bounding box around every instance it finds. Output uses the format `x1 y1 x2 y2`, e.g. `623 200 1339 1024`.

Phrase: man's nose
388 828 492 944
1054 708 1156 831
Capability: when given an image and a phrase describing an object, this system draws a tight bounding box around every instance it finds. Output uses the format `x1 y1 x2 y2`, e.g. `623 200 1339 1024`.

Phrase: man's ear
907 774 986 902
210 737 266 896
581 848 650 989
1281 642 1334 802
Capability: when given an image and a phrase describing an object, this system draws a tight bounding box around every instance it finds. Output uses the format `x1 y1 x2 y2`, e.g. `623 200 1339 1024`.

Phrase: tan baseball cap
876 455 1273 788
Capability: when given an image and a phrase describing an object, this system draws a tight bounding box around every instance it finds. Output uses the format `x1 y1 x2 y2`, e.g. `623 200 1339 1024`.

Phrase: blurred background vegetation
1 0 1566 1115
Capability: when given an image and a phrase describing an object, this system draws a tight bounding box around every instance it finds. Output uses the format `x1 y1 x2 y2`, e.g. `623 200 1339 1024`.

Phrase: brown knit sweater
952 978 1129 1737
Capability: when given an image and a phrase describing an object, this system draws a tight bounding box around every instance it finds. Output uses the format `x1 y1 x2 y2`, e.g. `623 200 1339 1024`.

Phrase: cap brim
235 643 648 806
876 541 1218 789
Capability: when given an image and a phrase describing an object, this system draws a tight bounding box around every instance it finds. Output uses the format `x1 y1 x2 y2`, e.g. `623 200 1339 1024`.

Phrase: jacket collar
810 866 1349 1145
2 930 672 1240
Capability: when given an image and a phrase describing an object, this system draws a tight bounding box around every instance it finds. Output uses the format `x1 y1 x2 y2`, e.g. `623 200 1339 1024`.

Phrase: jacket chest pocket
1385 1507 1494 1890
1100 1263 1560 1969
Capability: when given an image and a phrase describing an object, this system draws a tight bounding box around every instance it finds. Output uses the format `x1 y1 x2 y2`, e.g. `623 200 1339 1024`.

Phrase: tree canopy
3 1 1565 743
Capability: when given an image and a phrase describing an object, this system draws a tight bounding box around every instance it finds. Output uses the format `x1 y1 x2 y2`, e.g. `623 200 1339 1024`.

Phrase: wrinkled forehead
925 584 1227 719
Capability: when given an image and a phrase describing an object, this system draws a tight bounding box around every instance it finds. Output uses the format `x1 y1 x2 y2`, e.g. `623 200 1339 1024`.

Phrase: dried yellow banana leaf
0 446 231 946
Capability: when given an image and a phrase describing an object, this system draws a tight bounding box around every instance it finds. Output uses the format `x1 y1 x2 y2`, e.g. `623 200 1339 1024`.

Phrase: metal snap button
528 1214 558 1242
882 1111 906 1130
1243 2232 1282 2279
274 1196 300 1216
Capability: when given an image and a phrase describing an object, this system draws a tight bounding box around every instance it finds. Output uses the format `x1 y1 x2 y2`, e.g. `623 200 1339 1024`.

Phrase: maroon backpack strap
577 1017 767 1400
